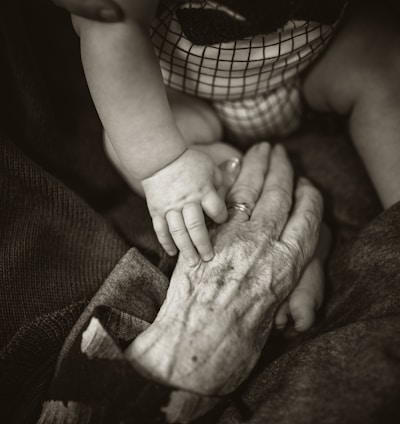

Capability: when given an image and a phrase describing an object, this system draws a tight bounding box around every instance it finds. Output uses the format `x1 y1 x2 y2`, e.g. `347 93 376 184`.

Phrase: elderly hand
52 0 123 22
274 221 330 333
125 143 324 421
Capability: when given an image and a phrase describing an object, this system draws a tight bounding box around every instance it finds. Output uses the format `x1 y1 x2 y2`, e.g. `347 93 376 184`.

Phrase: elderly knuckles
126 225 301 398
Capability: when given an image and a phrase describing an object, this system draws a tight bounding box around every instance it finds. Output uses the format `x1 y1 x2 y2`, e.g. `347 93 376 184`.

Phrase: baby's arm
303 3 400 209
72 1 227 264
72 0 186 180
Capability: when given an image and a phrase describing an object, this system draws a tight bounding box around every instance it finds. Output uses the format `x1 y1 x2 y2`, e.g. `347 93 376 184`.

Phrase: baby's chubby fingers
152 216 177 257
183 203 214 262
200 165 229 224
166 210 200 267
201 190 228 224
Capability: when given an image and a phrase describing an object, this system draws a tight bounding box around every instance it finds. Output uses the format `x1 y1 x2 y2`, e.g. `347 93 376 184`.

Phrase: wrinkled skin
125 144 323 420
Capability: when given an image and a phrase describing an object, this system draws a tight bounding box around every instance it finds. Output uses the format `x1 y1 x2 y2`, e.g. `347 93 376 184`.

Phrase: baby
72 0 400 330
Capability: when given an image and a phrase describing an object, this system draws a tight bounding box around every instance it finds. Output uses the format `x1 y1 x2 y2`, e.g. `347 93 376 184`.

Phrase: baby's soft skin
303 2 400 209
72 0 235 267
141 149 228 265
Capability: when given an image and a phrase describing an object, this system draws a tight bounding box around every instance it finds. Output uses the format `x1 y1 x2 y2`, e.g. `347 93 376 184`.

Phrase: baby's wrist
111 129 187 181
139 147 188 181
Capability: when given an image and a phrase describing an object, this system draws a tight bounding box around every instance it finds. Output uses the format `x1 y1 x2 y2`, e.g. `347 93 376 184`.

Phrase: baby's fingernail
187 256 199 267
99 7 122 22
202 252 214 262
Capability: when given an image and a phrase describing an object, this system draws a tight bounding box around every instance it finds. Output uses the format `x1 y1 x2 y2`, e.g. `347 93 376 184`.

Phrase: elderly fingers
274 300 290 330
280 177 323 266
252 145 294 238
226 143 270 215
54 0 123 22
289 256 325 332
274 257 324 332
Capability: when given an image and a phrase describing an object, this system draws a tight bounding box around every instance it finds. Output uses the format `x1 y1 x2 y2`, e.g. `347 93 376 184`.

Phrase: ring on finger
227 202 252 219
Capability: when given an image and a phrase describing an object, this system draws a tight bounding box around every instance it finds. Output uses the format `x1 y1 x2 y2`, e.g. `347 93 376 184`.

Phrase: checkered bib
151 0 344 142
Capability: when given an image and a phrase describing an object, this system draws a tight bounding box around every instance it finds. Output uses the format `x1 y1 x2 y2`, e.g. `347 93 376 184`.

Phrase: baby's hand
141 149 227 266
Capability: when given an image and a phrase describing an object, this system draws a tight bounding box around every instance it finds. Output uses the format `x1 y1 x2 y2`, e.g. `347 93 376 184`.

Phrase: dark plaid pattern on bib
151 0 346 141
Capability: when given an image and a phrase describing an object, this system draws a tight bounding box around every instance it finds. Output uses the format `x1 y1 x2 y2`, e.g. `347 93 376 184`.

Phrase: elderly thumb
218 157 241 199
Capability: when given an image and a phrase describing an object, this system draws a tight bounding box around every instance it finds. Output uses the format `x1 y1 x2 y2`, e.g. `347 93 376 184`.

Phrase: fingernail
221 157 240 174
227 157 241 170
187 256 199 267
99 7 122 22
202 252 214 262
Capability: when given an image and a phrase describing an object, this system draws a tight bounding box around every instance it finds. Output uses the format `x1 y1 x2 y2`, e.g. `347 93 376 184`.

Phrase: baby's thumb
217 157 241 199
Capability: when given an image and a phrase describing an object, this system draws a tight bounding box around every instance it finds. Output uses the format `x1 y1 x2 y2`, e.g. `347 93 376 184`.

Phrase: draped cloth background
1 1 400 423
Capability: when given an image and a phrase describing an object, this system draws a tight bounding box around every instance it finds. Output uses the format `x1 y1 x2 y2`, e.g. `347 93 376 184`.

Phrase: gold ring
227 202 252 219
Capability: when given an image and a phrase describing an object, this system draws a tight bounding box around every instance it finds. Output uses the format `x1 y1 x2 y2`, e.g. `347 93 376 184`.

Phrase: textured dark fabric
37 249 174 424
0 0 133 344
0 0 137 421
0 1 400 424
